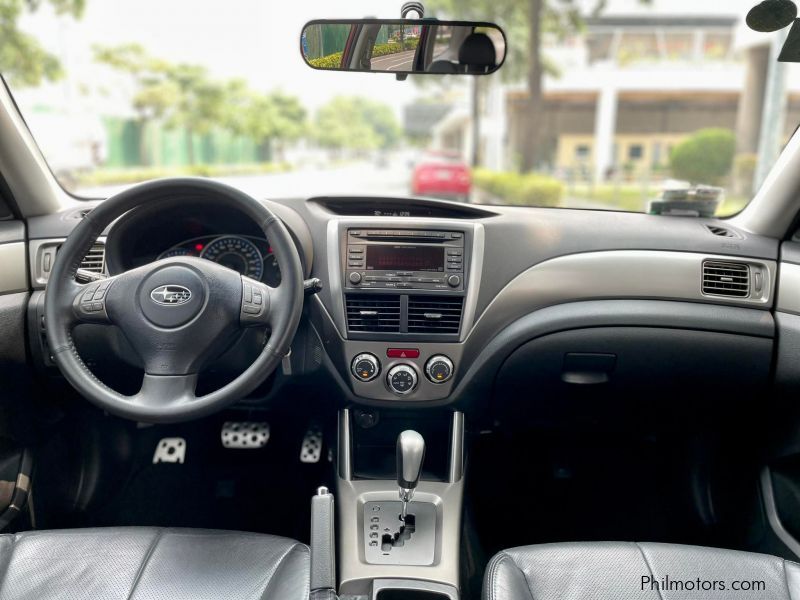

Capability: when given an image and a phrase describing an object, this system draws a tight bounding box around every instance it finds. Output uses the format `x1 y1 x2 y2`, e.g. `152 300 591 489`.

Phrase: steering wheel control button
139 265 205 328
349 272 363 285
425 355 454 384
240 278 270 323
387 364 418 395
352 353 380 382
387 348 420 359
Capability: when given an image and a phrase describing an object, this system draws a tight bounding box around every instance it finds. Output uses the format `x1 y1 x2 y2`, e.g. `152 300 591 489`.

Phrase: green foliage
313 97 400 151
0 0 84 86
94 45 307 162
472 168 563 206
75 162 291 187
309 52 343 69
309 38 419 69
669 128 736 185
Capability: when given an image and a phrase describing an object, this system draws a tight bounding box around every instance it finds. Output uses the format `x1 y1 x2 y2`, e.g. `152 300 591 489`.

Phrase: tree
95 45 228 165
224 85 307 161
428 0 649 172
313 97 400 153
670 129 736 185
0 0 85 87
93 44 181 164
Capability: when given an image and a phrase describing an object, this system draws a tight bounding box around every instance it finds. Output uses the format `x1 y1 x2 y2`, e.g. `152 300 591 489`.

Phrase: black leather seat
484 542 800 600
0 527 309 600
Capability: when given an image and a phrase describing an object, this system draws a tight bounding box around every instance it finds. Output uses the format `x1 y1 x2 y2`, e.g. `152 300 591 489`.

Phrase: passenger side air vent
80 243 106 274
705 225 741 239
702 260 750 298
408 296 463 334
346 294 401 333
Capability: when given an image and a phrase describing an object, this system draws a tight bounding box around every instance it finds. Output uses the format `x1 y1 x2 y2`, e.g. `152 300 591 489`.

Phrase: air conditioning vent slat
408 295 463 334
705 225 742 239
702 260 750 298
79 243 106 274
346 295 401 333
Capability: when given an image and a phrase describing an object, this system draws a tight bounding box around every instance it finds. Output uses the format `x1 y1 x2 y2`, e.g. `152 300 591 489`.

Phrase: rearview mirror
301 19 506 75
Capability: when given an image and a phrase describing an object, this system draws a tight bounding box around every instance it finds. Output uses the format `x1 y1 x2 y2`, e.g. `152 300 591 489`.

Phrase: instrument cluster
158 235 281 286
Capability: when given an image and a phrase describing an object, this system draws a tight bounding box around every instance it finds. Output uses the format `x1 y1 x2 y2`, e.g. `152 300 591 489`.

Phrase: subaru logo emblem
150 285 192 306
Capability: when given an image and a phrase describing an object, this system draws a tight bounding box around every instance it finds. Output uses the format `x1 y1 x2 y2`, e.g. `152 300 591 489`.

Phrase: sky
12 0 763 119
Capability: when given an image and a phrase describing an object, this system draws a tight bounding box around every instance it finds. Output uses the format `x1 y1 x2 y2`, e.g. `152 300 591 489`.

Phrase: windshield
3 0 796 216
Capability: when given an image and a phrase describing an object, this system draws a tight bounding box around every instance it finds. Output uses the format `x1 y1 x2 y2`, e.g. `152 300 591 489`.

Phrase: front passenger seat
0 527 309 600
485 542 799 600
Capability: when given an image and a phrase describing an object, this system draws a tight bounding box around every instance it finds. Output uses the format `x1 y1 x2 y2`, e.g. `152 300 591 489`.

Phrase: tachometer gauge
158 247 193 259
201 236 264 280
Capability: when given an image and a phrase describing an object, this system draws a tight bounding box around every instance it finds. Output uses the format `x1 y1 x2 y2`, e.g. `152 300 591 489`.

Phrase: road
77 161 413 200
370 49 416 72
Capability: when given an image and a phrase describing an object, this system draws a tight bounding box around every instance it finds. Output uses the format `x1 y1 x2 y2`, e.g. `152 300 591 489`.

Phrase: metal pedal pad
221 422 270 449
153 438 186 464
300 424 323 463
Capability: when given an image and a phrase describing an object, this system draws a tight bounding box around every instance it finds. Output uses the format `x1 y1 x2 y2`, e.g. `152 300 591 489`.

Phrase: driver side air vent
80 243 106 274
346 294 401 333
408 296 463 334
702 260 750 298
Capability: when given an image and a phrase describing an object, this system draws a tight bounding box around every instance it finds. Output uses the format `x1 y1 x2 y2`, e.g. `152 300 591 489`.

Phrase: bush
309 39 418 69
75 162 291 187
309 52 343 69
670 128 736 185
473 168 563 207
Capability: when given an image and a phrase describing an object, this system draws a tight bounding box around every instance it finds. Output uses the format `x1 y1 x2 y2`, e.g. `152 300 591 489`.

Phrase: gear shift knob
397 430 425 521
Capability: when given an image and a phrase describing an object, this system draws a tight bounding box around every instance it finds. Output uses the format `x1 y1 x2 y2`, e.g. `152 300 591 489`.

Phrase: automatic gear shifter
396 430 425 523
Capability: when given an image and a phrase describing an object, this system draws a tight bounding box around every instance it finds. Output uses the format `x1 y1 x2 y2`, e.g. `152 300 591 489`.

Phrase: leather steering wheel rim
44 178 304 423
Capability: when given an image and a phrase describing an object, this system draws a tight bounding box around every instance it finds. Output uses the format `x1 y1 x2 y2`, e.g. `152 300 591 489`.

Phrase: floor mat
82 416 333 543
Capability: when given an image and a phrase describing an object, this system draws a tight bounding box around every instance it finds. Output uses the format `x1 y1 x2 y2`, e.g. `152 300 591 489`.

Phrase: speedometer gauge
201 236 264 280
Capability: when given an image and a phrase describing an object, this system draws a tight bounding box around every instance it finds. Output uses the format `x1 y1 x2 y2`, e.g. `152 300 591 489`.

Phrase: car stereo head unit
344 228 465 291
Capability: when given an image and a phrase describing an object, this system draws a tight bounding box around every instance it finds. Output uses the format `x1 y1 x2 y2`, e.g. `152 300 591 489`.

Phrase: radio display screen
366 245 444 272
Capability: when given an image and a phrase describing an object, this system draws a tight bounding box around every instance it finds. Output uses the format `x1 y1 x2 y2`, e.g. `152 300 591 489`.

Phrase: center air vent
408 296 463 334
702 260 750 298
346 294 401 333
79 243 106 274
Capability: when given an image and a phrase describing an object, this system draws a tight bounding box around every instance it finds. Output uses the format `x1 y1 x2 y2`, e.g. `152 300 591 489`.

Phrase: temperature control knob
351 353 380 382
425 355 454 384
387 364 418 395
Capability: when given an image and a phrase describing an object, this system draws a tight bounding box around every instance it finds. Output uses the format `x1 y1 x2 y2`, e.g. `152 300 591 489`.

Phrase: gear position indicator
363 501 436 566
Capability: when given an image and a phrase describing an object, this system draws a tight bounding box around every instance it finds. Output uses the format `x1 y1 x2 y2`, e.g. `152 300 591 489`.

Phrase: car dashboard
24 193 790 422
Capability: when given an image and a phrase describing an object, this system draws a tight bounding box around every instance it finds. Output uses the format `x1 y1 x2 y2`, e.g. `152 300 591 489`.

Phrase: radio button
349 272 363 285
447 275 462 288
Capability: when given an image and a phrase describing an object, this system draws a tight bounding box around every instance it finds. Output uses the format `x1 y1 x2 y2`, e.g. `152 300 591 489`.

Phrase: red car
411 152 471 202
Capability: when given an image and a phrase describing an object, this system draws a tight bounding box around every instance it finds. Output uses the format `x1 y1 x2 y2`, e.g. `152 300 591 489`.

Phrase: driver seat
0 527 309 599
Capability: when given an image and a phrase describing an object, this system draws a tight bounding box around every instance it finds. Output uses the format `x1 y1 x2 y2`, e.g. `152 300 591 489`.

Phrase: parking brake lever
396 430 425 523
310 486 337 600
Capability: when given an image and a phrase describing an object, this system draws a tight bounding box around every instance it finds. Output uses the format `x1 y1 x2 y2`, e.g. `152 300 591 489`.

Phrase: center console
336 409 464 598
325 221 484 404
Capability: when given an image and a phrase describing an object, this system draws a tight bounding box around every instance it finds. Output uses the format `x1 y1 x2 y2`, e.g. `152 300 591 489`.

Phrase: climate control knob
387 364 418 395
425 355 454 384
351 353 380 382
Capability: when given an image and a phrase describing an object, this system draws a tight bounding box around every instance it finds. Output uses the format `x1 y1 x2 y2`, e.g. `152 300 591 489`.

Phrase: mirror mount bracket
401 1 425 18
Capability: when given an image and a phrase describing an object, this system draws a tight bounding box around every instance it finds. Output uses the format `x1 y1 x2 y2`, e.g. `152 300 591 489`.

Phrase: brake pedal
300 424 323 463
221 422 270 449
153 438 186 464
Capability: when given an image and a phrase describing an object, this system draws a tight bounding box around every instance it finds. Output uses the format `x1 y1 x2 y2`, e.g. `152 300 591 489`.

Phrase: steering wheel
44 179 304 423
